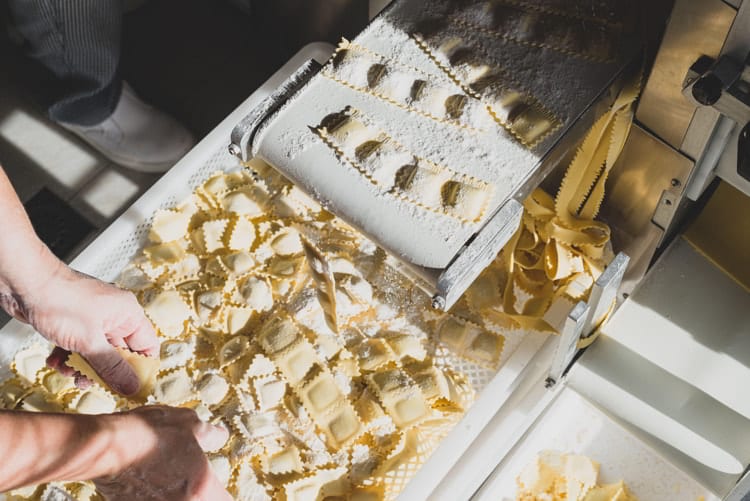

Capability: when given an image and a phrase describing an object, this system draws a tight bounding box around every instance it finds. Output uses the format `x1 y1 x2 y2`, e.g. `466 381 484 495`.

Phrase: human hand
0 166 156 395
8 261 158 396
96 406 231 501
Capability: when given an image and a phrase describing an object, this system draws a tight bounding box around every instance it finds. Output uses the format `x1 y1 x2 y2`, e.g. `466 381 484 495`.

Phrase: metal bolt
692 73 723 106
431 295 446 310
228 143 242 157
670 178 681 187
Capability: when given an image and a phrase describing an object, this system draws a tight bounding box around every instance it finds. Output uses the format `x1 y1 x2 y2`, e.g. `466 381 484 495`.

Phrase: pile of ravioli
0 161 511 501
516 451 638 501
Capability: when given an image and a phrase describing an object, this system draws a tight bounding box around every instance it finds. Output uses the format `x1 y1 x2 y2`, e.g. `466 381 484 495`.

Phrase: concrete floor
0 0 368 325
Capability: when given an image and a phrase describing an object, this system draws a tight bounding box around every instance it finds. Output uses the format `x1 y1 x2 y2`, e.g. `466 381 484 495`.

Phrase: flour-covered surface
255 0 636 269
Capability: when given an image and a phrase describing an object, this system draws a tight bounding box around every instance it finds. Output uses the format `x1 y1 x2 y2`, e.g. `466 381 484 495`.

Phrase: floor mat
24 188 94 260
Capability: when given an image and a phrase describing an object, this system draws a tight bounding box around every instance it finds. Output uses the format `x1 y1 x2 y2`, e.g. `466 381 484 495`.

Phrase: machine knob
692 73 723 106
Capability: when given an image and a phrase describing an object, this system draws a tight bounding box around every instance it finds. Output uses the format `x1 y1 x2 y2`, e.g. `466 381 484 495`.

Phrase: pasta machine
226 0 750 499
229 0 642 312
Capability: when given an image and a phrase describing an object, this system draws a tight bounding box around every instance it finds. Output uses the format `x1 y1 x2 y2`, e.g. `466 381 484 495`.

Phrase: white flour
254 0 632 271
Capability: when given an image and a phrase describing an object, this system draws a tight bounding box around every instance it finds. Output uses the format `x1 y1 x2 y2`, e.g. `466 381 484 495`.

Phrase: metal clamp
229 59 322 161
546 301 589 387
433 199 523 311
683 53 750 125
546 252 630 386
683 53 750 184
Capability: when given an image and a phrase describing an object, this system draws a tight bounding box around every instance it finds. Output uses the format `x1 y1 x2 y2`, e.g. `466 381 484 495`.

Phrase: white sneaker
59 83 195 173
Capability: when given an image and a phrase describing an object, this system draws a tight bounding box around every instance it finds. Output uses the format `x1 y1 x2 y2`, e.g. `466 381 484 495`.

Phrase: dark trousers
7 0 123 126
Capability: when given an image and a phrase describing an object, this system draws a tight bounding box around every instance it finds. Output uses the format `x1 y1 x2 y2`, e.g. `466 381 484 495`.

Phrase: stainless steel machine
224 0 750 499
229 0 642 312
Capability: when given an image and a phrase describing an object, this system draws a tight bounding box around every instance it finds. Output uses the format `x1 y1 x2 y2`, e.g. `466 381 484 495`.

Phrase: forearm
0 165 61 316
0 407 228 499
0 410 127 491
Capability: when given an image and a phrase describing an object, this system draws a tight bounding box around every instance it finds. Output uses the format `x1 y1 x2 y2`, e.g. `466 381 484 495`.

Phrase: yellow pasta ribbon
484 71 641 333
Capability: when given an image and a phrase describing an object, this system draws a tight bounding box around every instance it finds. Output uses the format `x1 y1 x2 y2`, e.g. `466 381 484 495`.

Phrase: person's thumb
83 343 140 396
193 420 229 452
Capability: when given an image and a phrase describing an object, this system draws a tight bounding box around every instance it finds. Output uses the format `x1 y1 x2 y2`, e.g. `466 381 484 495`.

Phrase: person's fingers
46 347 73 375
83 343 140 396
46 349 92 388
11 310 29 323
122 315 159 357
192 420 229 453
192 467 232 501
109 336 128 349
74 372 93 389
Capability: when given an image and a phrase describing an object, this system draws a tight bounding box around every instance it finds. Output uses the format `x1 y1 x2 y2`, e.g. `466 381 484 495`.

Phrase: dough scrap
0 378 31 408
515 451 639 501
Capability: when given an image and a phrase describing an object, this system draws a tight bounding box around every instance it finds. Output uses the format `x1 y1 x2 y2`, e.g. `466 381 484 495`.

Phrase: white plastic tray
475 387 720 501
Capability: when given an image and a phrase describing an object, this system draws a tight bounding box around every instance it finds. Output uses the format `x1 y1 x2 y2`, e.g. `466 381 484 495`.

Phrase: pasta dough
66 348 159 402
315 107 493 224
516 451 639 501
0 165 522 500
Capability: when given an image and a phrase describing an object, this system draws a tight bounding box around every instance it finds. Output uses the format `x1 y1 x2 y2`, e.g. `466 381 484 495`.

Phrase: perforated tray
0 46 337 392
0 43 554 501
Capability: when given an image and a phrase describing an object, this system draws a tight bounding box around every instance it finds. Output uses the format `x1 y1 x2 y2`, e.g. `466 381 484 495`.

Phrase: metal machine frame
228 0 639 312
227 1 750 498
